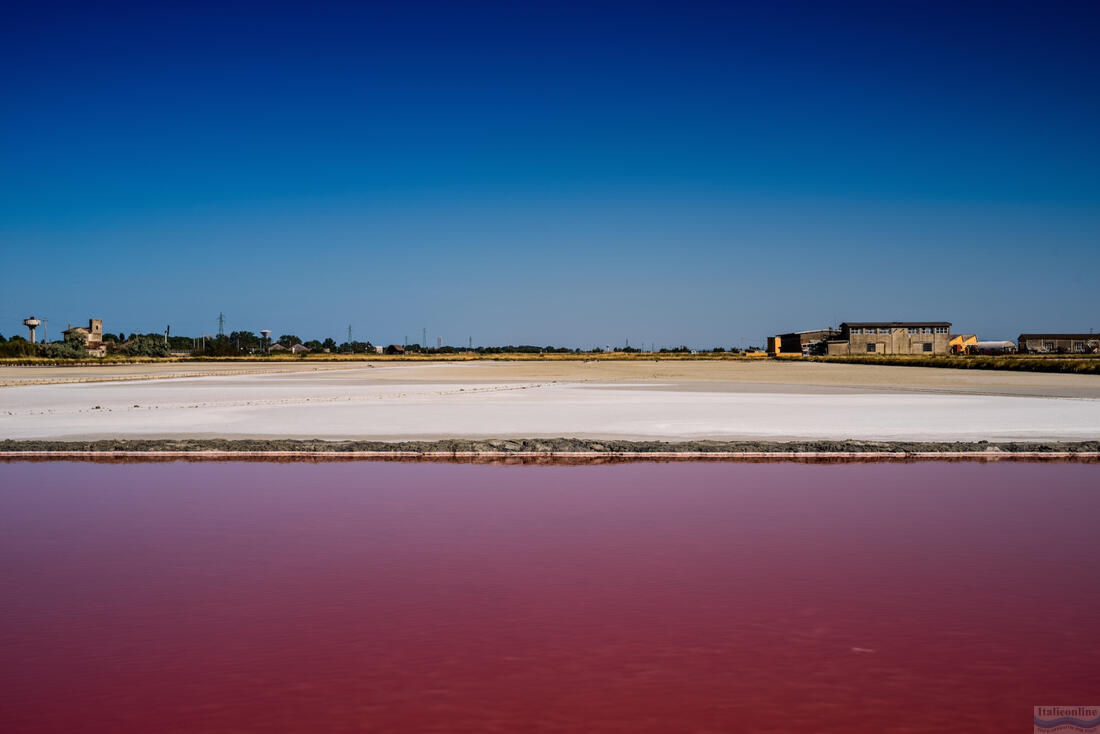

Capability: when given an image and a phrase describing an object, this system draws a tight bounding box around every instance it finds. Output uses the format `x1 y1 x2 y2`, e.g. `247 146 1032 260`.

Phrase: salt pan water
1 460 1097 733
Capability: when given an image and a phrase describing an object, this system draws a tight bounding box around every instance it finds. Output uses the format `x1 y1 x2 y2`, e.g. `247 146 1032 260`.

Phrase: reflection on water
1 461 1097 733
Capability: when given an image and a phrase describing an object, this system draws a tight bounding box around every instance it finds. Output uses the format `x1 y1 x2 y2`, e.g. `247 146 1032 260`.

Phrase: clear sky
3 0 1098 347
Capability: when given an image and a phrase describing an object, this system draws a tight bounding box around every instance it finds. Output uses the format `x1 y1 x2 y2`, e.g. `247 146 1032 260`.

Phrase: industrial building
1017 334 1100 354
61 318 106 357
826 322 952 355
767 328 838 356
948 335 977 354
968 341 1018 355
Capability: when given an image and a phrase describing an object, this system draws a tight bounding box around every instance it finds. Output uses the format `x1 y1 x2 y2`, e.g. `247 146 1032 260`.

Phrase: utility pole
422 327 427 349
348 324 353 344
217 312 225 336
468 336 472 351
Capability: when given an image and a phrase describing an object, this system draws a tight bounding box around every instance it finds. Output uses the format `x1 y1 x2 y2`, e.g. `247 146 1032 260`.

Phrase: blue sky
2 0 1098 346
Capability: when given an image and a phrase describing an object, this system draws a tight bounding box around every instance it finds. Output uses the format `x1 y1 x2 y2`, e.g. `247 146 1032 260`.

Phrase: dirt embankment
792 354 1100 375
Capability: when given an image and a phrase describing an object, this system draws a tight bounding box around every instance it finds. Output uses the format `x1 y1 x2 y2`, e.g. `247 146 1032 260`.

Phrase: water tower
260 329 271 351
23 316 41 344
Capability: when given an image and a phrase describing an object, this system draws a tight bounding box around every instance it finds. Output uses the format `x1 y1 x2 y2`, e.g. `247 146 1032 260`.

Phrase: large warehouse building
826 322 953 355
1017 334 1100 354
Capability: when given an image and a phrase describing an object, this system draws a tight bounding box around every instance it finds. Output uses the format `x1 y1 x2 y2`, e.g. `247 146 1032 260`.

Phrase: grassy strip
782 354 1100 375
0 352 766 367
2 438 1098 454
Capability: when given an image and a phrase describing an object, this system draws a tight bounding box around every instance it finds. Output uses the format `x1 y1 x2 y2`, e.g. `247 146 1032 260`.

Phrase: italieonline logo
1035 706 1100 733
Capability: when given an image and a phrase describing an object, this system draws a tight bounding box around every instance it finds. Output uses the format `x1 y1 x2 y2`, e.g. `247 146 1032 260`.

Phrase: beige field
3 359 1098 397
2 360 1098 442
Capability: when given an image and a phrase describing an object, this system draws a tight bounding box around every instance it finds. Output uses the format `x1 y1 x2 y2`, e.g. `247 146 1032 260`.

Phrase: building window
935 326 949 334
866 343 876 353
1074 342 1085 352
922 343 933 352
850 328 861 335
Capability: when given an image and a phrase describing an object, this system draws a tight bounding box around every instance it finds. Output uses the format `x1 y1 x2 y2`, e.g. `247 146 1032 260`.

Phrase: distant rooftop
841 321 951 328
779 328 836 335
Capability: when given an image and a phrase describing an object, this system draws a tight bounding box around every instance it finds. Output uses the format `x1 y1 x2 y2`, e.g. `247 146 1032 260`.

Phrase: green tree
278 334 302 347
229 331 261 352
339 340 372 353
43 333 89 358
0 336 37 357
124 334 171 357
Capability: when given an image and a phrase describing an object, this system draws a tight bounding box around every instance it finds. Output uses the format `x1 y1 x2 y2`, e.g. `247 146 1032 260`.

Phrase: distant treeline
0 330 756 359
0 331 174 358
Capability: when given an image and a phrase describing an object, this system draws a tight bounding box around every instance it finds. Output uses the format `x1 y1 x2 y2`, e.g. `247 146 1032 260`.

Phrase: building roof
1018 334 1098 340
841 321 951 328
777 328 836 337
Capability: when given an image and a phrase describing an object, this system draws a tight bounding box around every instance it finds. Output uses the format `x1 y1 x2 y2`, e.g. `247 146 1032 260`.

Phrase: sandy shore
1 360 1097 442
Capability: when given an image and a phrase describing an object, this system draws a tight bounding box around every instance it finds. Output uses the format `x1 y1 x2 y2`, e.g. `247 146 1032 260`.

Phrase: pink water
1 460 1097 733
